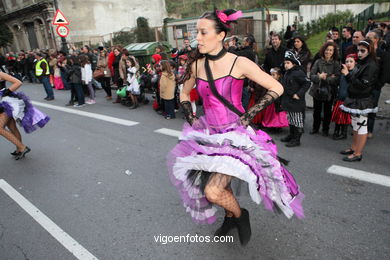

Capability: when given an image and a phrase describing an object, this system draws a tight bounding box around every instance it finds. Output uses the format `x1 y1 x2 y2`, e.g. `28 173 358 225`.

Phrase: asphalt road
0 83 389 260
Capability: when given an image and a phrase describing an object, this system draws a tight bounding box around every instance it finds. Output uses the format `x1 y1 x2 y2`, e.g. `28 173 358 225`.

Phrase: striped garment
287 112 305 128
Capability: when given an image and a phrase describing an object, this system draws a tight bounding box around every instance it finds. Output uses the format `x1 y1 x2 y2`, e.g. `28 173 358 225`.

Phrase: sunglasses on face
357 49 367 53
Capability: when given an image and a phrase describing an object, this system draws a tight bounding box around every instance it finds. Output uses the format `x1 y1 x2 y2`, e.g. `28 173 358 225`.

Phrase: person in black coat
236 34 257 110
263 34 287 73
309 41 341 136
339 40 379 162
281 51 311 147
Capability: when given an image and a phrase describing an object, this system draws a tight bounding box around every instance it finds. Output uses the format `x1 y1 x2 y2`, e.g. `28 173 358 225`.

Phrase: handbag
315 80 330 101
93 68 104 79
116 87 127 98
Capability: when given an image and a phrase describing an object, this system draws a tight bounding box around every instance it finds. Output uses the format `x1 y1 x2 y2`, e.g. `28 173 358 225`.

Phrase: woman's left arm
236 57 284 126
237 57 283 96
0 72 22 92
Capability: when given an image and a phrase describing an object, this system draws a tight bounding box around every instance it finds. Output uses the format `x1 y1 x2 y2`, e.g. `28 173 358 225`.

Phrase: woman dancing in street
0 72 50 160
167 9 304 246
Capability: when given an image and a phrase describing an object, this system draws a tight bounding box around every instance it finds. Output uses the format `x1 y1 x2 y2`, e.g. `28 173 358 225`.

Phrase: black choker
205 48 227 61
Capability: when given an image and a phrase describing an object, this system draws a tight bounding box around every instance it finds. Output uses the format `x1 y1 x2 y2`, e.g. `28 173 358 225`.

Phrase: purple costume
0 89 50 133
167 72 304 224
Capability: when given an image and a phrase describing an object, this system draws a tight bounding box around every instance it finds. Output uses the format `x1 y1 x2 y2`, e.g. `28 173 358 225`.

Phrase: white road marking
327 165 390 187
0 179 98 260
32 101 139 126
154 128 181 138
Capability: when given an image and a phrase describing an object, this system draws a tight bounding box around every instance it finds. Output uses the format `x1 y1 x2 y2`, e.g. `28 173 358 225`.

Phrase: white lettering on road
154 128 181 138
0 179 98 260
32 101 139 126
327 165 390 187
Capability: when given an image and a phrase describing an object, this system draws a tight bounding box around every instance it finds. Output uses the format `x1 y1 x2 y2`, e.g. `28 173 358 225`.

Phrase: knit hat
284 51 301 66
152 54 162 63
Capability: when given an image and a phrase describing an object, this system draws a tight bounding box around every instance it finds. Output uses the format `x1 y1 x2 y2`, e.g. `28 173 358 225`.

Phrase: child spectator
281 51 311 147
126 57 140 109
159 60 176 119
331 54 356 140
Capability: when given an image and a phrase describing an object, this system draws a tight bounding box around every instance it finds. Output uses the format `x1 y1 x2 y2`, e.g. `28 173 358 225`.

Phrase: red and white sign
52 9 69 25
56 25 69 37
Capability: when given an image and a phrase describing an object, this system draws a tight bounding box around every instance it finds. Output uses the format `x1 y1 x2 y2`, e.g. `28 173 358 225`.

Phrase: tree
134 17 155 43
0 22 13 48
113 31 136 46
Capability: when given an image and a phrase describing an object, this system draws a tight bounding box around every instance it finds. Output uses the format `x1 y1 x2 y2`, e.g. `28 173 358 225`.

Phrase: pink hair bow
216 10 243 26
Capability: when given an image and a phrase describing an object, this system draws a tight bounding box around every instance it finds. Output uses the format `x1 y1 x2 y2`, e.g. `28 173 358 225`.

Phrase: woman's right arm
180 62 197 125
0 72 22 92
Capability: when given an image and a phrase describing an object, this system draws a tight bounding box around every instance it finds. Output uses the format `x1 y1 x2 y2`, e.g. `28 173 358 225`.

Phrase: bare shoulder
235 55 254 67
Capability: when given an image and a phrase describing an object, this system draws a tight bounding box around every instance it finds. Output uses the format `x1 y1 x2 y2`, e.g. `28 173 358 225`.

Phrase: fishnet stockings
0 113 25 151
204 173 241 218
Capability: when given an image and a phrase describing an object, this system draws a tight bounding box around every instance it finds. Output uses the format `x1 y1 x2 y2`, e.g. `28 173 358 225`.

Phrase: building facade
1 0 167 52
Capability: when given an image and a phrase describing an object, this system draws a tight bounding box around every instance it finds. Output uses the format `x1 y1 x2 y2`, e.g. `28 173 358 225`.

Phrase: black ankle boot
234 208 251 246
214 216 236 237
281 125 294 142
286 127 302 147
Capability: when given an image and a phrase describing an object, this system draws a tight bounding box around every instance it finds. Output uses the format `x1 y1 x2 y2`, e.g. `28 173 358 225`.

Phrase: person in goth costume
0 72 50 160
167 9 304 246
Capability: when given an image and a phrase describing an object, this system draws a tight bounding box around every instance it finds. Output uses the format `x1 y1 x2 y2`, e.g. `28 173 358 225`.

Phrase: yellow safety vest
35 58 50 76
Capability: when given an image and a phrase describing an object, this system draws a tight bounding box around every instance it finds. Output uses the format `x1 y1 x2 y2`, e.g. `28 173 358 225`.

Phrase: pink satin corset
196 76 245 127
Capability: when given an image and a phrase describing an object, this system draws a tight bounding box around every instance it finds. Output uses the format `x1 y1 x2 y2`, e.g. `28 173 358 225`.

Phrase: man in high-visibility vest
34 52 54 101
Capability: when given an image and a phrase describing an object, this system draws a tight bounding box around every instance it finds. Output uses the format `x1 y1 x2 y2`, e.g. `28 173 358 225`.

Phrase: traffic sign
52 9 69 25
56 25 69 37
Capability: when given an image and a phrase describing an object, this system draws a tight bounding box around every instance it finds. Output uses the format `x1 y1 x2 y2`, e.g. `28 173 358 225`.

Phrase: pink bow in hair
216 10 243 26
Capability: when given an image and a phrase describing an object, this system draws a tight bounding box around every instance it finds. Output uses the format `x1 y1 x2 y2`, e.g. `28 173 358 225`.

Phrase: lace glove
240 90 279 127
181 101 198 126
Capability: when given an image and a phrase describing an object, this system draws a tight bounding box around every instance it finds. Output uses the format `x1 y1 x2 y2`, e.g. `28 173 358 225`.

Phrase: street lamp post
53 0 68 53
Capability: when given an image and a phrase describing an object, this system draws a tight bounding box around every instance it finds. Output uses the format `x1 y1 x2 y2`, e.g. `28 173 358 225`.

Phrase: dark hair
293 36 310 55
83 45 90 51
358 39 377 61
354 30 365 37
319 41 339 61
70 55 80 66
160 60 173 76
343 26 353 33
79 55 90 66
169 60 177 69
331 27 339 32
271 33 282 41
244 34 256 47
122 49 130 56
380 23 386 28
183 9 241 83
126 57 135 67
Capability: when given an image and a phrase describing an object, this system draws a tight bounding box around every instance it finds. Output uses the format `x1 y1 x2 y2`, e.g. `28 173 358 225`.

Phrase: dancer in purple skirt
0 72 50 160
167 9 304 246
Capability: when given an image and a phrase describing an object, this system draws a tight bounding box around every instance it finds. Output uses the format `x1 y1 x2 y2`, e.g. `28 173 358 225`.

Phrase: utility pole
53 0 69 53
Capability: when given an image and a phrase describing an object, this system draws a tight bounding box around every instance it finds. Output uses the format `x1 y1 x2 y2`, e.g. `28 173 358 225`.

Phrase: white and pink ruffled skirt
167 117 304 224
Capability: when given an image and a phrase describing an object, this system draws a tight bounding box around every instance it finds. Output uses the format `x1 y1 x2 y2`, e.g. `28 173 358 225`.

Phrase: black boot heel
15 147 31 160
214 216 236 237
234 208 251 246
11 150 21 156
